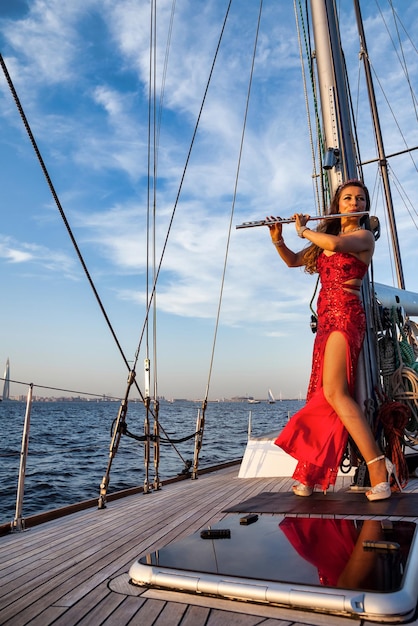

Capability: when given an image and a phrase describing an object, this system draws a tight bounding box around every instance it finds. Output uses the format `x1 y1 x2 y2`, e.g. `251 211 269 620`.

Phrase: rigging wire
191 0 266 479
130 0 233 375
0 54 146 400
388 167 418 229
363 25 418 178
349 3 418 284
203 0 264 404
0 376 123 401
0 50 187 474
295 0 323 214
145 0 156 385
142 0 158 492
128 0 235 476
156 0 177 168
151 0 160 488
376 0 418 123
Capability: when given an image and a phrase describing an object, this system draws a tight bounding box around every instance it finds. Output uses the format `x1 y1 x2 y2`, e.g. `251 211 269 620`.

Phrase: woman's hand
293 213 310 227
265 215 283 243
294 213 310 238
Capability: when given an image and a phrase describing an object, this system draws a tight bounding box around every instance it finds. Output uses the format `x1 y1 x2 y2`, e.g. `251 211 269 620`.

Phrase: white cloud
0 1 417 398
0 235 77 277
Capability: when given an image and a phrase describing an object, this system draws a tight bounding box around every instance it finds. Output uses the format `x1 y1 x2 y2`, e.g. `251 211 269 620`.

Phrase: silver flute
235 211 369 229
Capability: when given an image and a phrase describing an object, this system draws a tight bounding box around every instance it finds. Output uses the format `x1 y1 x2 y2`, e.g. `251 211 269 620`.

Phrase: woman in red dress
267 180 400 501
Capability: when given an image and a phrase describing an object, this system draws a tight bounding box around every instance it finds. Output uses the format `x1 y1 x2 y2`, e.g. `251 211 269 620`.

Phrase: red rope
376 399 410 490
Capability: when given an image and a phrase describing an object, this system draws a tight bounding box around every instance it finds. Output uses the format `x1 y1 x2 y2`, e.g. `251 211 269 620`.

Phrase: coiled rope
391 366 418 429
374 304 418 487
391 310 418 430
375 396 410 490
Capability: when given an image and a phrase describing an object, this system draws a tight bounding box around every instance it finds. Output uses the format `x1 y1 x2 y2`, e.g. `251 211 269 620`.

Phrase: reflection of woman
267 180 400 501
279 517 401 589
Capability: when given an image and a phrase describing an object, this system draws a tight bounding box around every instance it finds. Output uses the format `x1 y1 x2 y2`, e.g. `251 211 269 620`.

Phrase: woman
268 179 400 501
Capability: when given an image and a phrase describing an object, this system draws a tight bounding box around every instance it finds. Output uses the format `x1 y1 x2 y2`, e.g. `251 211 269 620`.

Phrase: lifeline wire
0 53 145 403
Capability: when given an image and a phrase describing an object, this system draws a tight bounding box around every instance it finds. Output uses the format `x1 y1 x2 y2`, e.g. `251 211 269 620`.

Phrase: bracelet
297 226 310 238
272 238 284 247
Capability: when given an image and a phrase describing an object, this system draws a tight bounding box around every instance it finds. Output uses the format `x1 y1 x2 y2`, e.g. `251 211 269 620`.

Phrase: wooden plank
207 608 274 625
260 619 294 626
0 466 414 626
6 605 67 626
125 598 166 626
0 469 256 621
100 596 151 625
176 605 211 626
70 590 127 626
151 601 191 626
0 582 108 625
141 589 359 626
0 468 235 580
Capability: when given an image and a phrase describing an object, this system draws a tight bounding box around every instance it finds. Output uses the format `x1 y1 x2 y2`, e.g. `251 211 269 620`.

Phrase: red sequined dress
275 252 369 490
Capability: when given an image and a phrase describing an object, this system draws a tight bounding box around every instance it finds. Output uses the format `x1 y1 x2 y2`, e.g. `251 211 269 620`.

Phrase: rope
121 425 199 446
396 320 418 372
375 303 418 454
391 366 418 429
375 397 410 490
391 311 418 430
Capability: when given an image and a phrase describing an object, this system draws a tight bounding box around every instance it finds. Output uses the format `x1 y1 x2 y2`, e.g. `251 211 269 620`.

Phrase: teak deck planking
1 465 418 626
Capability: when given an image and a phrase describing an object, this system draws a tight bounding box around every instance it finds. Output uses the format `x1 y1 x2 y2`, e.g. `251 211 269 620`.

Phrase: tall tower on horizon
2 358 10 401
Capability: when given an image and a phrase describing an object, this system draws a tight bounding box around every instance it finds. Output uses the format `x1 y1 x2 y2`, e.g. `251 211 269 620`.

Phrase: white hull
238 430 355 479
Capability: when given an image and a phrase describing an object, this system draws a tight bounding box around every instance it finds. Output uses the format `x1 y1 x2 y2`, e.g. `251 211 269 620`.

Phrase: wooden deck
1 465 418 626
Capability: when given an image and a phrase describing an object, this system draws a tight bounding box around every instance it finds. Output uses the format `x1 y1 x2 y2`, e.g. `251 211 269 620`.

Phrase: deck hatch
129 514 418 622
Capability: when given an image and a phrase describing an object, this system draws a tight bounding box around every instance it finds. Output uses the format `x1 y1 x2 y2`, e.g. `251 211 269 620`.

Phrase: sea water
0 399 301 525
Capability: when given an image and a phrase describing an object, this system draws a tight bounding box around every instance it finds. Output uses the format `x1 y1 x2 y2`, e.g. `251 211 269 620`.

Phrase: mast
353 0 405 289
312 0 405 289
309 0 378 424
310 0 359 193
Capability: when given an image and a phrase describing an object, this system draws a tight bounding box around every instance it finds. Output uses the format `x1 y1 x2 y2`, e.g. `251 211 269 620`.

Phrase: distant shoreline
2 396 304 404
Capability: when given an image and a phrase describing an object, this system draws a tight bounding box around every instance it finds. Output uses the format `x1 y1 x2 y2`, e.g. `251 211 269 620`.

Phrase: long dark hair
302 180 370 274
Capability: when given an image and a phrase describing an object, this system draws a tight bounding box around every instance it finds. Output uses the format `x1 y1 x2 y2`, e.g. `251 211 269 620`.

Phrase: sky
0 0 417 401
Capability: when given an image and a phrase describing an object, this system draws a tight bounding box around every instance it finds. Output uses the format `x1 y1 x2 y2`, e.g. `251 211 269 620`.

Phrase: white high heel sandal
292 483 328 496
366 454 402 502
292 483 313 497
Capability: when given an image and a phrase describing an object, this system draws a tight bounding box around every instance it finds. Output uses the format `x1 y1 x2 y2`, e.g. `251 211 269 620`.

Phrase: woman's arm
301 228 374 254
295 213 375 264
267 218 306 267
300 227 375 271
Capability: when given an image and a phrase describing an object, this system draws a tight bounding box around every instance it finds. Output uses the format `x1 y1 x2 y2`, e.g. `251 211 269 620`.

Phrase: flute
235 211 369 229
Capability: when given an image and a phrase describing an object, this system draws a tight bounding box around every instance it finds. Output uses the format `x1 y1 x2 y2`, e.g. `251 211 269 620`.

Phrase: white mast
309 0 377 425
310 0 359 191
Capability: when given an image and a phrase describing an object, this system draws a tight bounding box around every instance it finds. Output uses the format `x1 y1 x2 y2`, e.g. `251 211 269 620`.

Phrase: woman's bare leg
322 332 387 488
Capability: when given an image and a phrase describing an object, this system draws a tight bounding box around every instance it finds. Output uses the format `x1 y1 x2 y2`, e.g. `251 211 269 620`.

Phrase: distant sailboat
267 388 275 404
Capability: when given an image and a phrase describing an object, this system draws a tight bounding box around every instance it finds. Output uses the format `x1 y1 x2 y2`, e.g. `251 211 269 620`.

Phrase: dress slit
275 252 368 491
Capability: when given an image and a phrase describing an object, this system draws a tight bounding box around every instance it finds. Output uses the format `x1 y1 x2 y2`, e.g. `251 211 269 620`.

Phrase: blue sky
0 1 417 400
